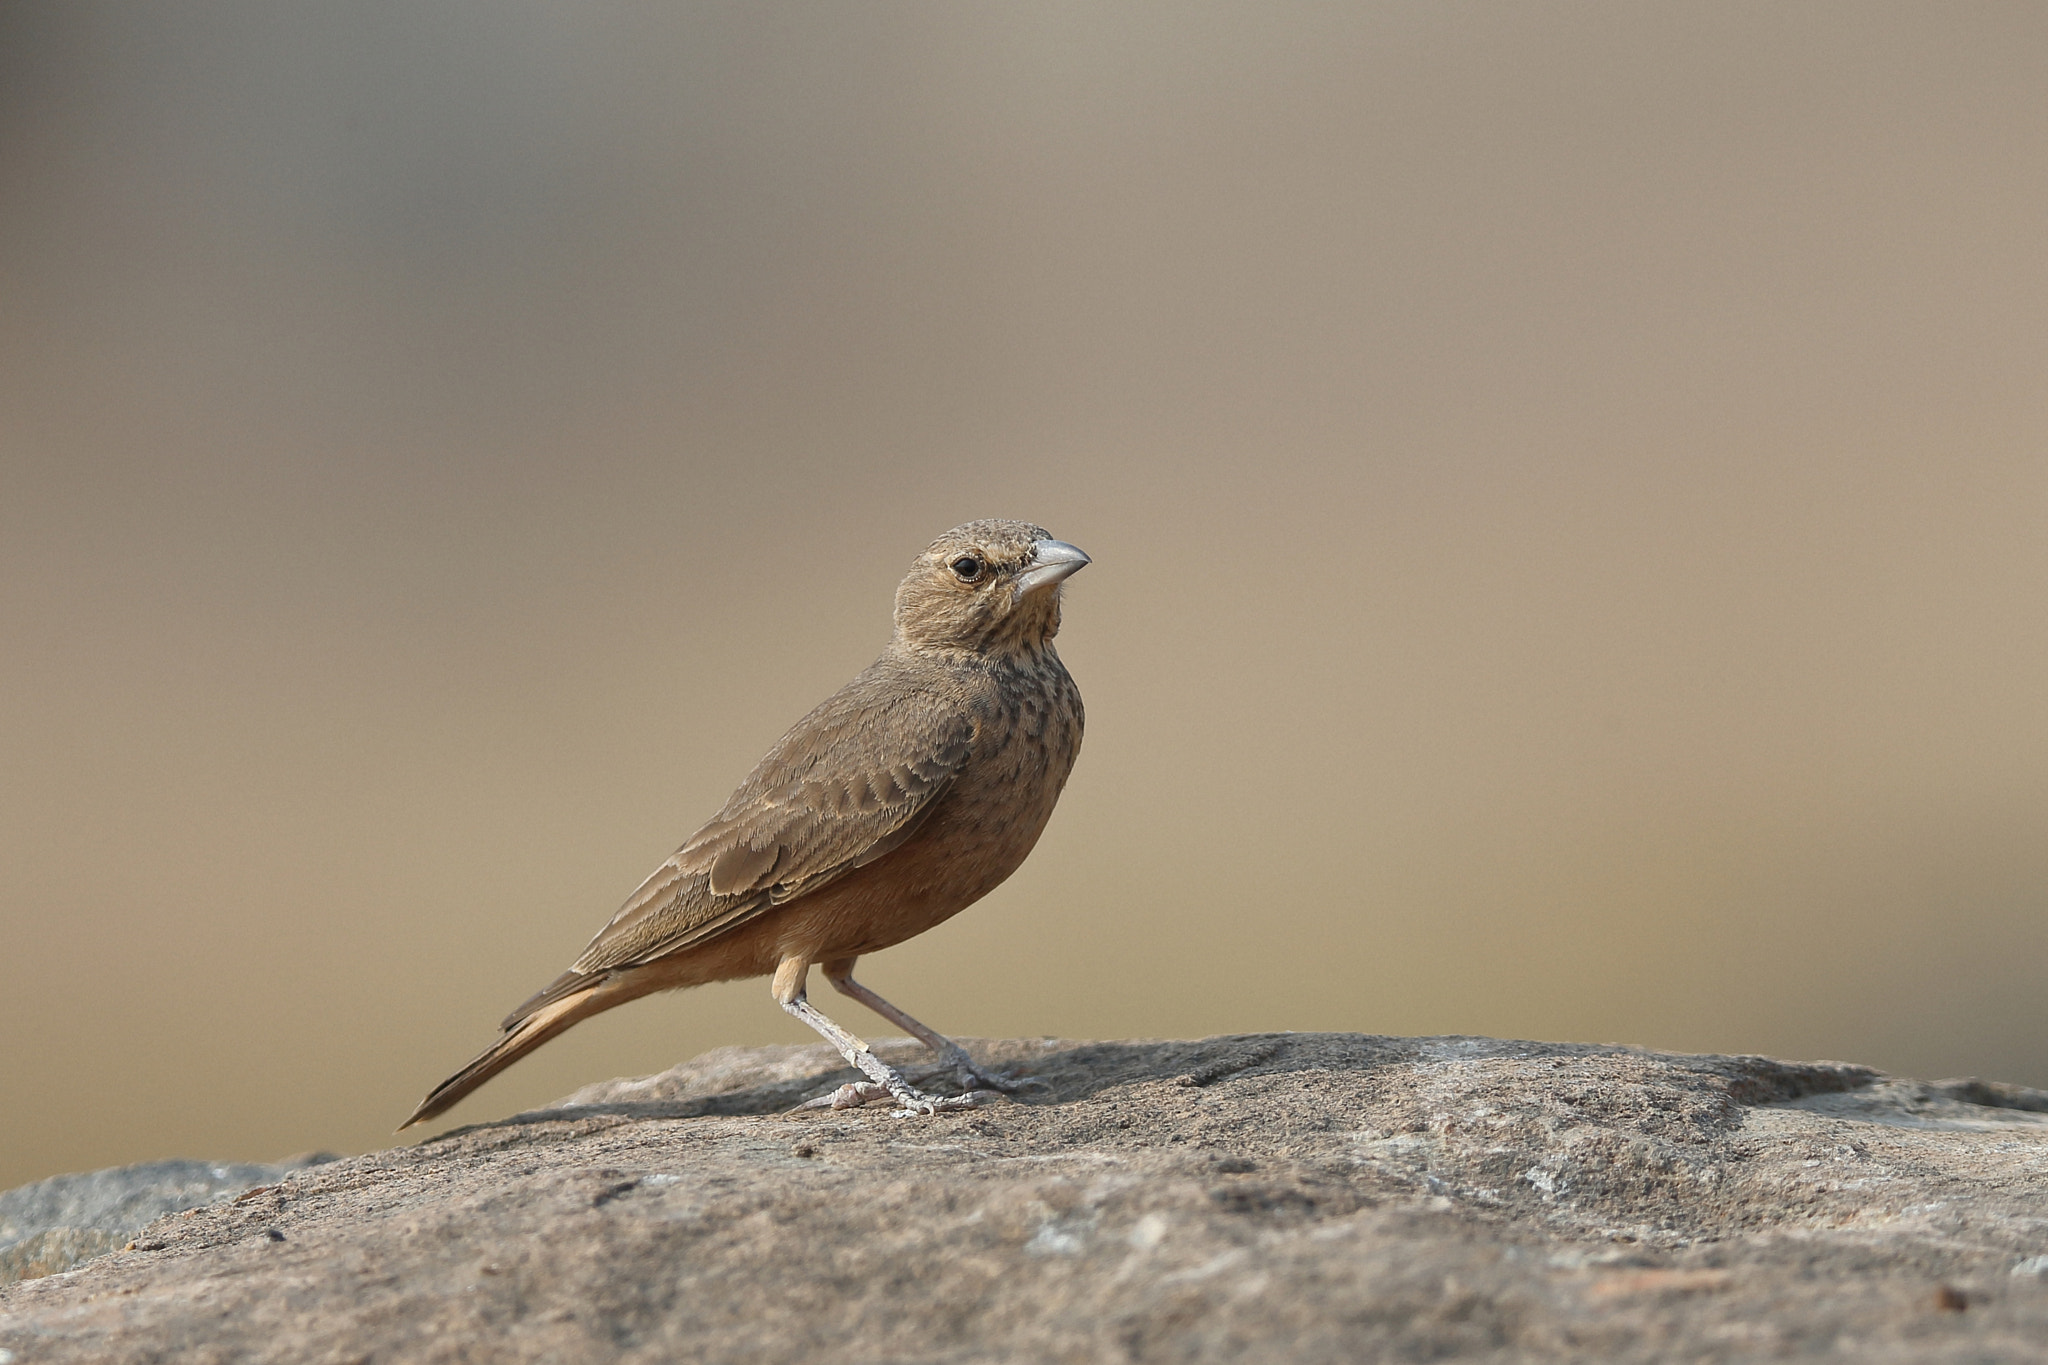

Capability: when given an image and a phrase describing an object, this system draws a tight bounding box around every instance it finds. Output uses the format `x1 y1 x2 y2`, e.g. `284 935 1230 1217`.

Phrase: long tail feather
398 982 611 1130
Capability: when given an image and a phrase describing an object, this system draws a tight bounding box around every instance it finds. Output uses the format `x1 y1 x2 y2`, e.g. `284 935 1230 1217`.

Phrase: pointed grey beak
1014 539 1091 596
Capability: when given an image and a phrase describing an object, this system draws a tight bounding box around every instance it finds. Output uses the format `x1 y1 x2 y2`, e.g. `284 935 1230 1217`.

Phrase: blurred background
4 2 2046 1191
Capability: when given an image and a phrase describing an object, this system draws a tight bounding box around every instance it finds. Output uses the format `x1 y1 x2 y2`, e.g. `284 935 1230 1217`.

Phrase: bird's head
893 519 1091 656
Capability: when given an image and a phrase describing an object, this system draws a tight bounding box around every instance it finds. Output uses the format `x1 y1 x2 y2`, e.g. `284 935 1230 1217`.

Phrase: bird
400 519 1089 1127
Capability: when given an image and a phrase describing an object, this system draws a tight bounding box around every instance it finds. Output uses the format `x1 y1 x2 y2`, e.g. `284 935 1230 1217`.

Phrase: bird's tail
398 978 613 1130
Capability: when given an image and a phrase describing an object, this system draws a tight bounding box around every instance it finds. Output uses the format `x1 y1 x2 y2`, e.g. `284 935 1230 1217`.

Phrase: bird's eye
950 555 984 583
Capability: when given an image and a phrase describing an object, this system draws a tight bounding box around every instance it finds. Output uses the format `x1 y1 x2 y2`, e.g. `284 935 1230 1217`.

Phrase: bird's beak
1014 539 1091 597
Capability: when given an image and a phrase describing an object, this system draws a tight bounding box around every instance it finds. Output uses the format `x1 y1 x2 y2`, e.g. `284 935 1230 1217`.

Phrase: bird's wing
521 682 977 1016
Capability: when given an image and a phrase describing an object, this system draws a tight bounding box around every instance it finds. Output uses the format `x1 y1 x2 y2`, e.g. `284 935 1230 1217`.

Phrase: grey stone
3 1034 2047 1362
0 1155 337 1286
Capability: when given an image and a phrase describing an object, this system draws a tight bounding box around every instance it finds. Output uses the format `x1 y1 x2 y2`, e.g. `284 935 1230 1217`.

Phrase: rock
0 1155 337 1286
3 1034 2048 1362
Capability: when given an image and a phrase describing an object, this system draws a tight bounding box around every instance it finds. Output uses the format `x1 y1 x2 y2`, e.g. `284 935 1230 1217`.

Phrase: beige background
4 3 2046 1193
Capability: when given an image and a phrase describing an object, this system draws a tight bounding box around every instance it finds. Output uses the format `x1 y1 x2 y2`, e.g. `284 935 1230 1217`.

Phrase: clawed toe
924 1061 1045 1096
796 1081 894 1111
961 1067 1047 1096
796 1079 994 1115
894 1090 988 1116
904 1051 1046 1098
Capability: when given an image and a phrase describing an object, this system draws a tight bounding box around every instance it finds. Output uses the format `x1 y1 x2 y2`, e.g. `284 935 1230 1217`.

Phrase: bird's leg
773 958 975 1115
822 957 1035 1095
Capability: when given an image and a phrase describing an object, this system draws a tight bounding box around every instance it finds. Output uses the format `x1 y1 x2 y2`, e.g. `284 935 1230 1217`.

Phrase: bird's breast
769 655 1082 962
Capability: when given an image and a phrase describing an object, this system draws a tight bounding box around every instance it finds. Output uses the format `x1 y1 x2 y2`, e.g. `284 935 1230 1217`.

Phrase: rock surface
4 1033 2048 1362
0 1156 335 1287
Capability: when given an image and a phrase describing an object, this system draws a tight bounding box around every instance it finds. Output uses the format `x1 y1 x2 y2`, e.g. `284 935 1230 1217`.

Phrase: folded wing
502 678 976 1030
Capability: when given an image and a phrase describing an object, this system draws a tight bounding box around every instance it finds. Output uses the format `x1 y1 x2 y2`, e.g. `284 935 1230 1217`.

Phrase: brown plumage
401 519 1088 1127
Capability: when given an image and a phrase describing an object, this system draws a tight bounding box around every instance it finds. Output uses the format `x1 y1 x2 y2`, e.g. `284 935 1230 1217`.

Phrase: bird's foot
888 1085 986 1117
798 1081 893 1111
797 1080 988 1114
921 1044 1048 1097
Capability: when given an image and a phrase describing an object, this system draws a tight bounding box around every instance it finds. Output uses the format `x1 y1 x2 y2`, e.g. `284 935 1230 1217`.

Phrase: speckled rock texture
0 1156 335 1287
4 1033 2048 1363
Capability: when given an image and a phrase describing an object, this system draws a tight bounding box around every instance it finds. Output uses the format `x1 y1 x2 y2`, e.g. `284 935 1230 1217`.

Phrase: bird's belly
768 779 1062 962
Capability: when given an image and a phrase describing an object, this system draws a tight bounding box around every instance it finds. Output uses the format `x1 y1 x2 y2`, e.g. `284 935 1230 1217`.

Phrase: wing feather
554 667 979 987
